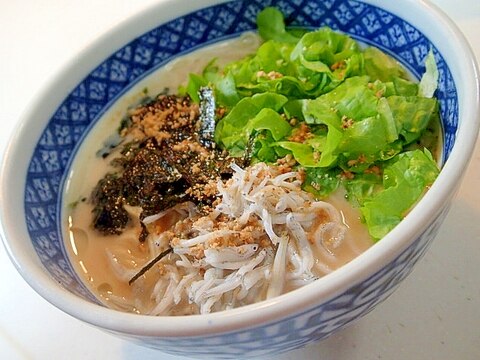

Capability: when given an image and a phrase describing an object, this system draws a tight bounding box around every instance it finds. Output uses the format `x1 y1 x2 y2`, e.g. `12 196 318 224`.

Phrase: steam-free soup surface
64 34 373 314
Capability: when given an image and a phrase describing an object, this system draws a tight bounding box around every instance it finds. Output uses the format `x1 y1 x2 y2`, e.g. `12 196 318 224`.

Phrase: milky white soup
63 29 437 315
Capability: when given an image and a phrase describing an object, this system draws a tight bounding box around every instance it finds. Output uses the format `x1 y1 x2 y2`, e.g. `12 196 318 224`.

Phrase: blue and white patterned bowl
1 0 479 358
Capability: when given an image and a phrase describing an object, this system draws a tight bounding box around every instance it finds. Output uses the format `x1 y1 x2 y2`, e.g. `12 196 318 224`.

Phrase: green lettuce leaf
418 50 439 98
274 141 321 167
303 76 378 125
361 149 439 240
289 27 364 95
183 73 208 103
387 96 438 144
364 46 409 82
214 92 291 156
302 77 395 167
302 167 342 198
344 172 383 208
256 7 299 44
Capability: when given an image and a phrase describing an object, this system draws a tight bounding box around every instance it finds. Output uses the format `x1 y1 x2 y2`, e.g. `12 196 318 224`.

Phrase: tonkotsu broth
63 33 373 314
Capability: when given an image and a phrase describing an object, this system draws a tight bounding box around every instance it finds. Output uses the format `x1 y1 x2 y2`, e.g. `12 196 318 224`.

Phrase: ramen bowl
0 0 478 358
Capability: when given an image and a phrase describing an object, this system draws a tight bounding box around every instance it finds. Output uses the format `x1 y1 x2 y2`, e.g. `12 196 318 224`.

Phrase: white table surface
1 1 479 359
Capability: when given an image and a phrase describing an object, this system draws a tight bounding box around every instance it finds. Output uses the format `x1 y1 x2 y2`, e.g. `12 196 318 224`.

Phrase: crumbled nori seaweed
91 138 190 235
90 93 236 239
91 174 129 235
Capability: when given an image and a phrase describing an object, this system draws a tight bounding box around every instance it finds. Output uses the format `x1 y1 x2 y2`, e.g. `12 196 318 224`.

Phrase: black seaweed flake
128 247 173 285
90 94 237 239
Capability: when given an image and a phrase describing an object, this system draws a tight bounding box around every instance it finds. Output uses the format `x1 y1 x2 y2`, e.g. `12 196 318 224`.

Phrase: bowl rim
1 0 479 338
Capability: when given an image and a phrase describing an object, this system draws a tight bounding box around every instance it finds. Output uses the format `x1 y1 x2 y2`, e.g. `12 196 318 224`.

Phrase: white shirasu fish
118 162 347 315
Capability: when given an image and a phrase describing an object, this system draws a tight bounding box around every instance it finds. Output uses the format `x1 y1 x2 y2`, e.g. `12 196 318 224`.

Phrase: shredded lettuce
184 7 441 241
